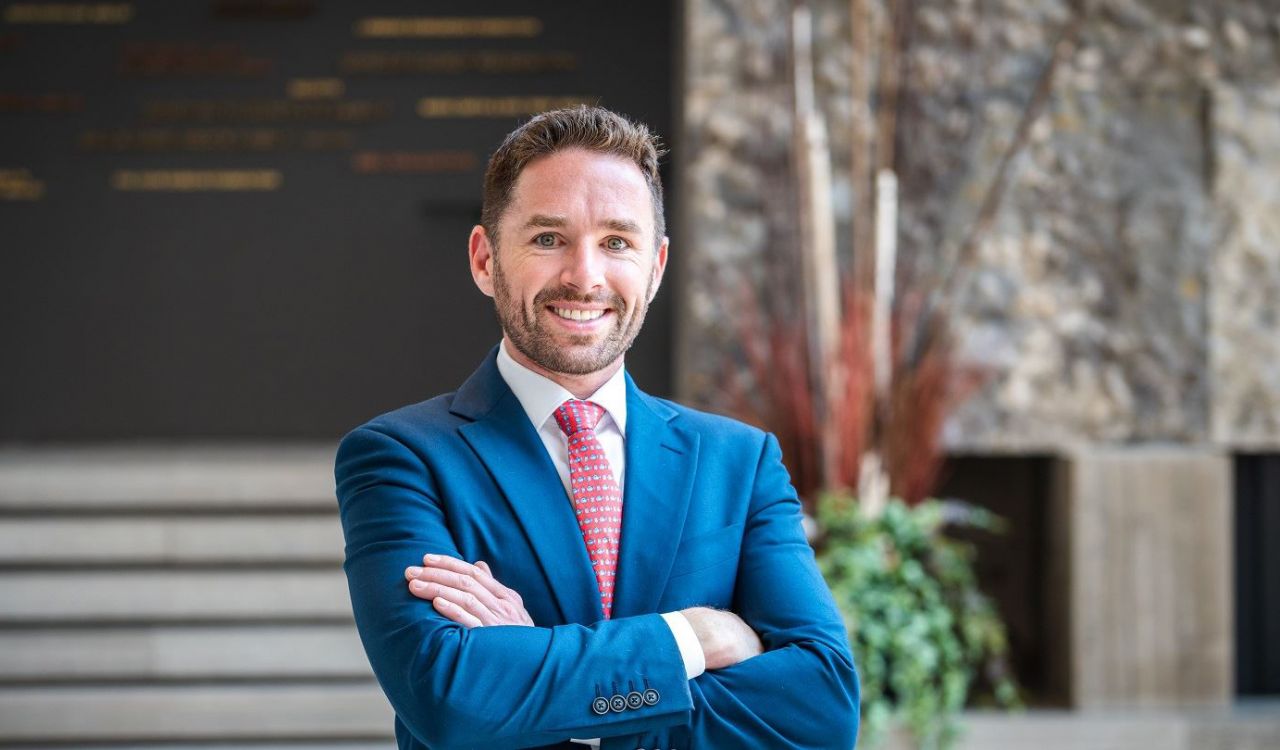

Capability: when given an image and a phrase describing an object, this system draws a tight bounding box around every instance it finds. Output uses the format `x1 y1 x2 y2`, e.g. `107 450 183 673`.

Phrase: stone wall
1211 83 1280 447
678 0 1280 450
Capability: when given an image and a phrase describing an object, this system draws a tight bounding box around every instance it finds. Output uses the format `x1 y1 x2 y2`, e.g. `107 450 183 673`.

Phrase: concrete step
0 445 336 511
885 704 1280 750
1 745 393 750
0 624 371 681
0 515 345 565
0 569 354 622
0 683 393 742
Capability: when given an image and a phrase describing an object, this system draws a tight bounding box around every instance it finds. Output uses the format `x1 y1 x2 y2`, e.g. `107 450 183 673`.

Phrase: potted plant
815 494 1019 749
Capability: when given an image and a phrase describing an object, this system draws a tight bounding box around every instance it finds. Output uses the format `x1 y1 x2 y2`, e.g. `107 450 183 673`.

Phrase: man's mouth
548 305 609 322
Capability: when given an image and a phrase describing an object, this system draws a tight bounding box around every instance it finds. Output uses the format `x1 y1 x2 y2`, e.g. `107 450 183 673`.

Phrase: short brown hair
481 105 667 249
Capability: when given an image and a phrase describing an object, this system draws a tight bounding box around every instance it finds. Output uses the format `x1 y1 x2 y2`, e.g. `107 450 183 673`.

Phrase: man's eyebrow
601 218 642 234
523 214 567 229
521 215 644 235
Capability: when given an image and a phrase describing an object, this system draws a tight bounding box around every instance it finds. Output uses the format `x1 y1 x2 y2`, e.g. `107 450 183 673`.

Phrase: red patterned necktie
553 399 624 619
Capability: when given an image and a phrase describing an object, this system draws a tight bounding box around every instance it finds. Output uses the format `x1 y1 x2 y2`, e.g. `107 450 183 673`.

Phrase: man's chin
532 342 624 377
501 322 634 377
542 352 618 376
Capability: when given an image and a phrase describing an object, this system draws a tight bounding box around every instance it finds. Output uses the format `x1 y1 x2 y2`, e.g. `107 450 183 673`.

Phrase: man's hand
405 554 534 627
680 606 764 670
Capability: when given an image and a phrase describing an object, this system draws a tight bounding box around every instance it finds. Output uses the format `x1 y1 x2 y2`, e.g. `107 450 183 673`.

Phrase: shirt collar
495 340 628 436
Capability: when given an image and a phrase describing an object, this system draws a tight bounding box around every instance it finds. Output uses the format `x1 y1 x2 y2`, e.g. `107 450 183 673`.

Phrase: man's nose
560 240 606 292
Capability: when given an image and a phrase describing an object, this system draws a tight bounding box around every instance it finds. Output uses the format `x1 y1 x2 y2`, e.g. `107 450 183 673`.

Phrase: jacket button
626 691 644 709
609 694 628 712
642 687 660 706
592 696 610 715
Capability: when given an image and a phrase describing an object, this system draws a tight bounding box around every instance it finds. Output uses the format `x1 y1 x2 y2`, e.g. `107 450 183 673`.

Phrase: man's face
469 148 668 378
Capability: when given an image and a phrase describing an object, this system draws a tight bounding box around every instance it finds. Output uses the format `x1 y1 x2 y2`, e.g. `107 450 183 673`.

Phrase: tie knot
554 399 605 436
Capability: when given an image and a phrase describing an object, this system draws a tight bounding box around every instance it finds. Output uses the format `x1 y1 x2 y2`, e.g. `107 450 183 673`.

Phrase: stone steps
1 569 354 622
0 625 370 681
0 446 395 746
2 446 1275 749
0 684 392 743
894 705 1280 750
0 516 344 565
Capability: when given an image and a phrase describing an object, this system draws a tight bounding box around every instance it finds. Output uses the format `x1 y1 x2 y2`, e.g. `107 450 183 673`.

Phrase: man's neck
500 337 623 400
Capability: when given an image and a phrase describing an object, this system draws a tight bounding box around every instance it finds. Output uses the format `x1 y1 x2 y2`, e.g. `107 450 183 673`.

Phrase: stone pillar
1046 448 1233 708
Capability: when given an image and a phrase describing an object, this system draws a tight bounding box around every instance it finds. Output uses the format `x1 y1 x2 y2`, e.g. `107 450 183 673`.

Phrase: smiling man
335 106 859 750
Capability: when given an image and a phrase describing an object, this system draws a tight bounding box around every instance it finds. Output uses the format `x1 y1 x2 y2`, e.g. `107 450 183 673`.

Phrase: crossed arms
402 554 763 672
336 426 860 749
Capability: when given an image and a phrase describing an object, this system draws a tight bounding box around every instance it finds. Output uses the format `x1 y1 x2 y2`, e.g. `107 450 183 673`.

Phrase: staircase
3 446 1277 749
0 445 395 748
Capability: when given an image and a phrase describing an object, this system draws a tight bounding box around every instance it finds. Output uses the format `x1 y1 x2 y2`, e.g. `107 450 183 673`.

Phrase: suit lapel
453 350 602 624
611 376 699 619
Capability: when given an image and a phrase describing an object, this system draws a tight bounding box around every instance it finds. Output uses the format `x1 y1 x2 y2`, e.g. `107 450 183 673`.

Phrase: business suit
335 348 860 749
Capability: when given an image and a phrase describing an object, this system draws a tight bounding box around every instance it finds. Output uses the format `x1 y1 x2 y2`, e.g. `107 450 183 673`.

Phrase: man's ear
469 225 496 298
647 236 670 303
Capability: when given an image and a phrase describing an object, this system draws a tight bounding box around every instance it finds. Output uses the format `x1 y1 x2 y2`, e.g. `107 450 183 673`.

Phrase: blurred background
0 0 1277 748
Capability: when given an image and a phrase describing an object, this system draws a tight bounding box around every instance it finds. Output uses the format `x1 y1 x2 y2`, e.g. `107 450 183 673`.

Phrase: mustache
533 287 625 310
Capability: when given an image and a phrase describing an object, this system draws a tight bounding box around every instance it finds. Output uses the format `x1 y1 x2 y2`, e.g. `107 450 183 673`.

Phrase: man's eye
535 233 558 247
605 237 629 251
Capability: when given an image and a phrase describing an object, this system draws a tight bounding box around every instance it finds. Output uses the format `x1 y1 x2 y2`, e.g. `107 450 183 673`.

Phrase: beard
491 257 655 376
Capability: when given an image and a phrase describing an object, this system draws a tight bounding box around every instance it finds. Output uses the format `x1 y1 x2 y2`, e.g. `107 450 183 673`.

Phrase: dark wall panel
935 455 1055 704
0 0 674 440
1236 453 1280 695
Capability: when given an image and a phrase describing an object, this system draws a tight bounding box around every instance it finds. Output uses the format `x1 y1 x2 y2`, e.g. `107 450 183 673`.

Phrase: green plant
816 494 1020 750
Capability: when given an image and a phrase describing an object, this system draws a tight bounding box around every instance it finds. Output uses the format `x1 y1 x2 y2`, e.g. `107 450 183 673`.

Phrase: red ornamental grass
724 284 983 507
886 297 987 506
829 286 874 493
731 292 823 502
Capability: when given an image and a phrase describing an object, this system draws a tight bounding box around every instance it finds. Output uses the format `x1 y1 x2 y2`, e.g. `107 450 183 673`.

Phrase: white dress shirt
496 339 629 496
494 341 706 682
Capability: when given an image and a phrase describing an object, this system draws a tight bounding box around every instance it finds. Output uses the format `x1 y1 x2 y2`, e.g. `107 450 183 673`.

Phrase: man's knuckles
409 579 480 609
409 566 473 589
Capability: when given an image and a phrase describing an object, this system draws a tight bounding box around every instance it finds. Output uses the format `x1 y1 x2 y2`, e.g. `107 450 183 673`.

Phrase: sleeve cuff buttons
592 687 660 715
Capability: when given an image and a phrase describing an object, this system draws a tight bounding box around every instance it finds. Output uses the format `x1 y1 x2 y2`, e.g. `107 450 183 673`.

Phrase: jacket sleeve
602 433 861 750
335 426 694 750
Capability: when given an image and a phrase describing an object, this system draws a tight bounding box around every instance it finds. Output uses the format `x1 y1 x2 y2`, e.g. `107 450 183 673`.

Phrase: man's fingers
416 554 493 589
415 555 515 601
408 566 506 613
410 566 480 593
411 580 496 626
419 553 477 576
406 554 533 627
431 595 483 628
468 559 526 603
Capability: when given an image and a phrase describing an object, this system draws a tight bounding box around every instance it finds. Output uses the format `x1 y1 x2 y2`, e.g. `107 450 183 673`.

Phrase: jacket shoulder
341 392 463 446
652 397 768 446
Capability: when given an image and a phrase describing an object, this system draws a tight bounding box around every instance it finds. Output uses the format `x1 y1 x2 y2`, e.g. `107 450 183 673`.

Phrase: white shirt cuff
661 611 706 679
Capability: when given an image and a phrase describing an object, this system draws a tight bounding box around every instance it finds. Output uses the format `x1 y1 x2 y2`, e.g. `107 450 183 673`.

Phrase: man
335 106 859 750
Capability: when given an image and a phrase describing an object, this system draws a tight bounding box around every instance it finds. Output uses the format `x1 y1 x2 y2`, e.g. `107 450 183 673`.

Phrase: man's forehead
511 152 646 192
503 151 655 233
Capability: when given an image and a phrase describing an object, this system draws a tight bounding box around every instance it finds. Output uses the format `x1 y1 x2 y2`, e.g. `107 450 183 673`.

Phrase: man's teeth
552 307 606 322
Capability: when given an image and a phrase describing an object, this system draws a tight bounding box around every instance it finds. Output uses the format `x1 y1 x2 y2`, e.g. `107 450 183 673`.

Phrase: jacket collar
451 348 697 623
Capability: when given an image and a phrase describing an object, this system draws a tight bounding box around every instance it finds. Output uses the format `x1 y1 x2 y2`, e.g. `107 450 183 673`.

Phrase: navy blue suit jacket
335 350 859 749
